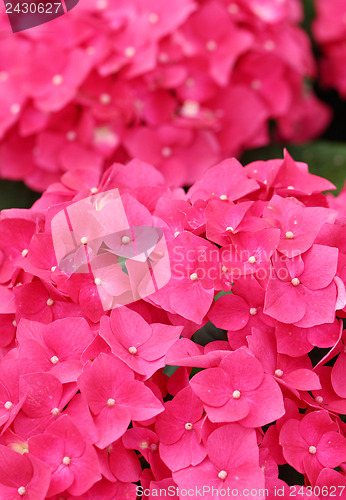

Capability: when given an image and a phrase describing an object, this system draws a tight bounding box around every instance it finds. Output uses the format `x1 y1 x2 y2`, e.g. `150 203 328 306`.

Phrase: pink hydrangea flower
190 347 285 426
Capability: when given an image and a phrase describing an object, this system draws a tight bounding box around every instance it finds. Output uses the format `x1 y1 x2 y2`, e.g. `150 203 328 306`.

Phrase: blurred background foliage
0 0 345 211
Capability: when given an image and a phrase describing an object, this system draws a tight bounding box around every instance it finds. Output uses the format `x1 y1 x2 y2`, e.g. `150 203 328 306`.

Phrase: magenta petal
94 406 131 449
116 380 163 421
209 294 250 331
279 419 308 473
240 375 285 427
331 352 346 398
159 431 207 472
190 367 230 407
282 369 321 391
207 424 259 470
300 245 338 290
317 431 346 468
264 278 306 324
68 444 102 496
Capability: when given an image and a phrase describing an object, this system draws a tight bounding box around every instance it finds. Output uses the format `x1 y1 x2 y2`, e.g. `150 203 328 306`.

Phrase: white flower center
181 100 200 118
161 146 172 158
249 307 257 316
248 256 256 264
52 74 63 86
232 390 241 399
50 356 59 365
185 422 193 431
107 398 115 407
206 40 217 52
218 470 228 480
291 278 300 287
4 401 13 410
190 273 198 281
274 369 283 378
18 487 26 496
121 236 130 245
285 231 294 239
62 456 71 465
10 103 21 115
46 299 54 306
124 46 136 58
128 346 137 355
80 236 88 245
51 407 60 416
148 12 159 24
315 396 323 404
94 278 102 286
21 249 28 257
66 130 76 141
309 446 317 455
99 93 111 105
219 194 228 200
228 3 239 14
96 0 108 9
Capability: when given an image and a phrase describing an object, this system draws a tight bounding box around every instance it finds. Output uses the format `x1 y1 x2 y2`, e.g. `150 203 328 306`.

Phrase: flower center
285 231 294 239
128 346 138 355
315 396 323 404
50 356 59 365
94 278 102 286
18 487 26 496
62 456 71 465
226 226 234 232
190 273 198 281
121 236 130 245
124 46 136 58
218 470 228 480
308 446 317 455
161 146 172 158
46 299 54 306
291 278 300 287
249 307 257 316
206 40 217 52
248 256 256 264
274 369 283 378
52 74 63 86
232 390 241 399
148 12 159 24
4 401 13 410
219 194 228 200
80 236 88 245
107 398 115 407
51 407 60 416
99 93 111 105
185 422 193 431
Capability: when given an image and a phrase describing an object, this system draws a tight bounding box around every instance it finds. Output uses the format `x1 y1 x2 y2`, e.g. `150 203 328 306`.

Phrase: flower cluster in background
0 0 331 191
0 152 345 497
313 0 346 98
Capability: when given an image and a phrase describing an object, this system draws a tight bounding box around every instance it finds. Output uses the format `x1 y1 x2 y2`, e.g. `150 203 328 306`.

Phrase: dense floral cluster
0 0 331 190
313 0 346 98
0 152 345 498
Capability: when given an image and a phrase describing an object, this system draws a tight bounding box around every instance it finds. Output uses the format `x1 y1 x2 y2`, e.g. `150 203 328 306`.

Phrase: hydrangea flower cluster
0 0 331 190
313 0 346 97
0 151 345 498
